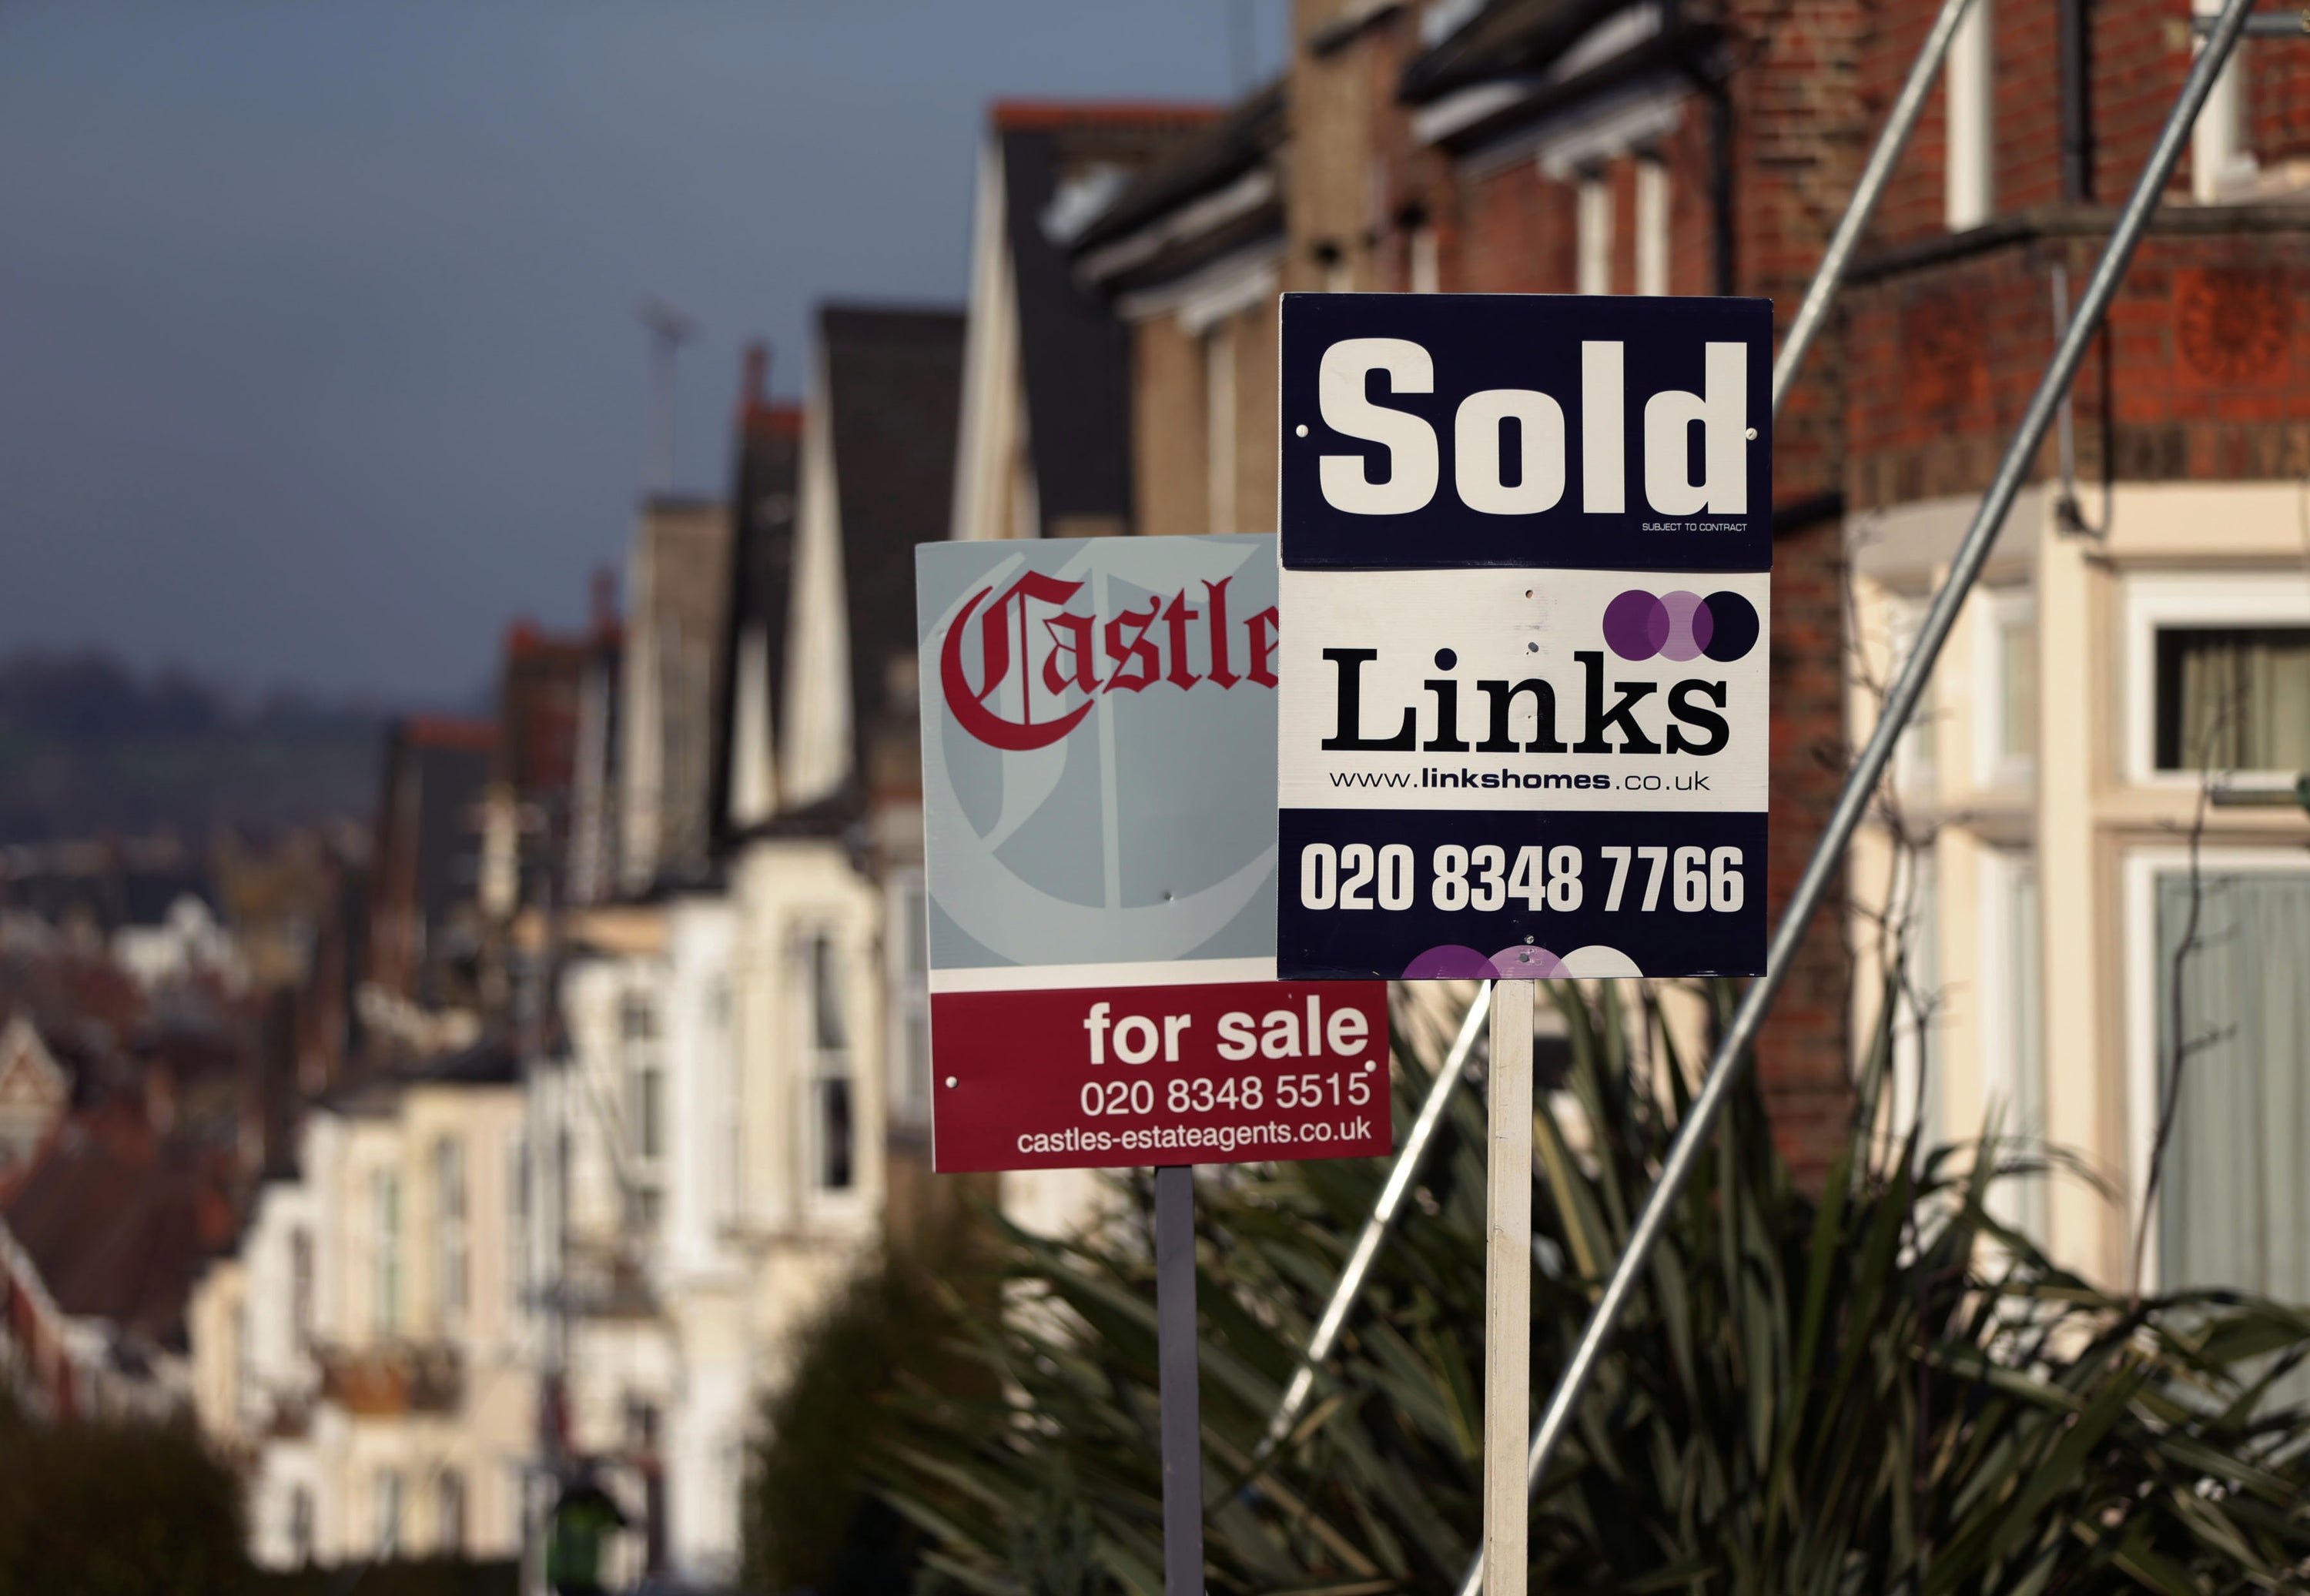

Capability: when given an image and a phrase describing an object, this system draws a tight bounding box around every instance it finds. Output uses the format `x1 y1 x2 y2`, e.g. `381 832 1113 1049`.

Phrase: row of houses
170 0 2310 1586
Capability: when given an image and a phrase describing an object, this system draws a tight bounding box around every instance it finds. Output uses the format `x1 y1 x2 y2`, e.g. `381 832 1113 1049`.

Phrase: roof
400 714 496 754
710 342 804 852
991 99 1219 133
415 1033 520 1088
2 1114 236 1345
997 108 1217 536
1072 82 1286 253
1396 0 1714 152
821 305 966 791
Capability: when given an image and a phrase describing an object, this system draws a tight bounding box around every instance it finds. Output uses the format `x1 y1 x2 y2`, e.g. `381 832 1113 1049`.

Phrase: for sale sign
1275 293 1773 981
917 534 1390 1172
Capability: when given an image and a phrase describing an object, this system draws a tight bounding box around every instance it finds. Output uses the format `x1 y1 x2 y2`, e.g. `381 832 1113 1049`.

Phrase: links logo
1602 589 1759 664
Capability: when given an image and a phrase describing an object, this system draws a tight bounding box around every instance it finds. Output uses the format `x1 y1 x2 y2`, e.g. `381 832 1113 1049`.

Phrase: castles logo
939 569 1278 751
914 534 1391 1175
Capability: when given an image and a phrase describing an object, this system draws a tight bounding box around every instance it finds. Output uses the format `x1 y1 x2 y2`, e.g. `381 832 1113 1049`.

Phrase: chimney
591 567 618 639
741 340 772 412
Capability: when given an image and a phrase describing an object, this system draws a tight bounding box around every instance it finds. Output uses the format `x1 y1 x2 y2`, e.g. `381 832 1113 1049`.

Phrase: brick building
1070 0 1860 1172
1838 0 2310 1299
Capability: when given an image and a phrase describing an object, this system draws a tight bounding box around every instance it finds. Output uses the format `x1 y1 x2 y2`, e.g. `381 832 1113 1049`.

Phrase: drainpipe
2060 0 2093 199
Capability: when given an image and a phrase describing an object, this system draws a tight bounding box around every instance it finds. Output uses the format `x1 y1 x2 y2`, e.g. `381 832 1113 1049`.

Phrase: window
888 875 931 1129
623 987 665 1230
2154 627 2310 774
2144 868 2310 1397
804 932 855 1192
434 1138 467 1325
632 1061 665 1163
1575 170 1613 295
373 1170 401 1337
375 1468 403 1558
619 993 657 1042
289 1227 313 1353
1944 0 1994 229
436 1470 465 1556
709 978 740 1222
1635 156 1669 296
1978 851 2045 1239
233 1300 253 1422
1973 590 2035 785
1887 597 1939 794
507 1132 528 1315
1998 611 2037 764
1408 224 1440 295
289 1486 313 1566
1890 847 1943 1148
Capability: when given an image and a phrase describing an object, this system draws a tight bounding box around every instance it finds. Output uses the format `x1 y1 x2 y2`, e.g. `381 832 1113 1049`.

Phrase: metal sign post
1155 1164 1204 1594
1274 291 1775 1595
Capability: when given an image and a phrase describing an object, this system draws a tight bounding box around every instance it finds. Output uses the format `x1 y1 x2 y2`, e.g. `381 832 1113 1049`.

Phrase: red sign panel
931 982 1393 1173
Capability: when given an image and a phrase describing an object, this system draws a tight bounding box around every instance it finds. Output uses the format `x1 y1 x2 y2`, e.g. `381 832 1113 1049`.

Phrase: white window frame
1576 169 1614 295
1970 586 2036 788
796 924 861 1208
2121 571 2310 789
2191 0 2255 202
2121 845 2310 1290
1634 154 1669 296
1944 0 1994 229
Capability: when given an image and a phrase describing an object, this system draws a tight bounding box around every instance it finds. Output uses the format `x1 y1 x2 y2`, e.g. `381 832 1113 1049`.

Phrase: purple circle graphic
1403 944 1500 980
1699 591 1760 662
1490 945 1566 979
1659 591 1711 662
1602 590 1669 660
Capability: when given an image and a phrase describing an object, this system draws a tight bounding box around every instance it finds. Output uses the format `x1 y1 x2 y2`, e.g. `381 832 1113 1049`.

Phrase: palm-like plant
876 981 2310 1595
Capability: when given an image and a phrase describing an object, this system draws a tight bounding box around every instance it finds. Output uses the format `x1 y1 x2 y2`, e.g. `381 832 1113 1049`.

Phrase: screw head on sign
1295 423 1309 437
944 1076 957 1089
1746 427 1758 440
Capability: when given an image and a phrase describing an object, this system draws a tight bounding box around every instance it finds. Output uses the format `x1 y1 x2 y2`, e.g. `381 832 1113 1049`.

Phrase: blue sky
0 1 1283 704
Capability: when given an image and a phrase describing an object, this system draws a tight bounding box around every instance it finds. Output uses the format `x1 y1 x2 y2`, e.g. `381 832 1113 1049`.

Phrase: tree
0 1397 251 1596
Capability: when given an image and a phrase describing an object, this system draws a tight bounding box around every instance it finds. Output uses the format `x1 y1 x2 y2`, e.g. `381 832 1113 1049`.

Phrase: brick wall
1846 224 2310 510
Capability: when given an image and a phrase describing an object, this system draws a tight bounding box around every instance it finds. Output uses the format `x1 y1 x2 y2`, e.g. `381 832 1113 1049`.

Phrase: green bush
741 1218 987 1595
248 1558 517 1596
878 982 2310 1595
0 1398 249 1596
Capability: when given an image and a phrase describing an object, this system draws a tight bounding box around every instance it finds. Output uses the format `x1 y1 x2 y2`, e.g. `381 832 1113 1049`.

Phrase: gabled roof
709 343 803 851
2 1113 236 1345
995 105 1217 536
821 305 966 789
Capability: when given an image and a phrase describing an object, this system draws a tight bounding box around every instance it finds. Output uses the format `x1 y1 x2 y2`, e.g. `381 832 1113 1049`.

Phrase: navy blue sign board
1274 293 1773 982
